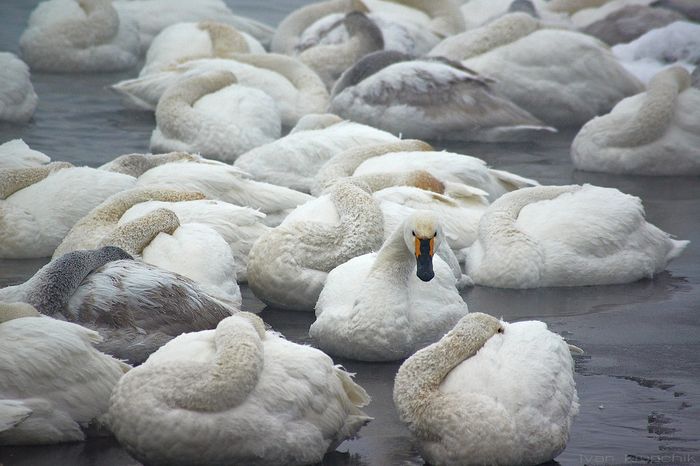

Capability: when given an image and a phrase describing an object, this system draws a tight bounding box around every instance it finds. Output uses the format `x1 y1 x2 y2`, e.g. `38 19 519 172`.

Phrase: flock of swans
0 0 697 464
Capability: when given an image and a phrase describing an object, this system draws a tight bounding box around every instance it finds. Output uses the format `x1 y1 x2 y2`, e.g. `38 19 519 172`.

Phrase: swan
310 211 469 361
612 21 700 84
0 163 136 259
429 13 644 127
653 0 700 20
0 247 236 365
247 180 384 311
0 54 37 123
393 312 578 466
117 199 269 282
0 302 130 446
98 151 203 176
571 66 700 175
329 50 555 141
20 0 140 72
108 312 371 466
133 160 314 226
580 4 684 46
113 54 329 127
350 149 538 201
565 0 656 29
112 0 275 52
234 114 399 192
138 21 264 77
0 140 48 169
298 11 384 90
150 70 280 163
272 0 463 56
463 185 689 288
51 188 241 307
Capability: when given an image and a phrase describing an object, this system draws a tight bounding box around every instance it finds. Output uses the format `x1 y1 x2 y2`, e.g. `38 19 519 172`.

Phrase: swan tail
666 239 689 263
490 168 540 192
334 365 371 408
480 124 557 143
0 400 32 433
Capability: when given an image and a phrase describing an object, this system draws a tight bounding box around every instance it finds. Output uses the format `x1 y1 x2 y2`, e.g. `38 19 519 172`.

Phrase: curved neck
271 0 369 54
156 72 237 141
162 314 265 412
99 152 199 177
351 170 445 194
100 208 180 256
393 0 465 36
61 0 119 47
197 21 250 56
88 188 205 225
26 247 133 316
432 13 538 60
368 221 415 281
393 319 494 428
606 67 691 148
313 139 431 194
0 162 72 199
331 50 411 97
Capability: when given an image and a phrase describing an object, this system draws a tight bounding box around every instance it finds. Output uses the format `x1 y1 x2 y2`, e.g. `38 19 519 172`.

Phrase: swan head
403 211 443 282
446 312 504 357
0 302 41 323
692 66 700 89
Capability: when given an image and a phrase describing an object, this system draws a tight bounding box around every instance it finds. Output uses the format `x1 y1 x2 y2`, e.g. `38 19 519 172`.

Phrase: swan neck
0 163 69 199
69 0 119 47
369 223 414 281
89 189 204 224
396 0 465 36
198 21 250 56
605 67 690 147
232 53 329 99
100 208 180 256
161 315 265 412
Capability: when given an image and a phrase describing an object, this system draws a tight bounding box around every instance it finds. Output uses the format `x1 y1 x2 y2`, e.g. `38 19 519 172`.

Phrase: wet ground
1 1 699 465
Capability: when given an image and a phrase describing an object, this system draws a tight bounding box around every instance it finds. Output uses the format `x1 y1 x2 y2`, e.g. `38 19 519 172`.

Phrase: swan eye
412 230 415 237
434 231 437 237
497 327 504 334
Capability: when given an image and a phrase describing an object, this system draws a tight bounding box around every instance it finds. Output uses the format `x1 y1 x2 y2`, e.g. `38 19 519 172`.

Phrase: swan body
572 66 700 175
113 0 274 52
0 140 48 169
0 53 37 123
139 21 264 77
463 185 689 288
1 164 136 259
108 312 371 466
311 211 469 361
113 54 330 127
0 302 130 446
612 21 700 84
0 247 235 365
119 199 269 282
352 150 538 200
150 70 281 163
234 115 398 192
330 51 554 141
580 4 684 46
134 161 313 226
394 312 578 466
247 181 384 311
20 0 140 72
430 13 644 127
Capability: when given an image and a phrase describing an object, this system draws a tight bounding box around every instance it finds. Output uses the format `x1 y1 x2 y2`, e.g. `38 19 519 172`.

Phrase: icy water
1 1 700 465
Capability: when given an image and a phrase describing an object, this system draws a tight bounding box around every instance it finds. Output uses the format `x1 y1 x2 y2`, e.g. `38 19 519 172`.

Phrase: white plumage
0 54 37 123
0 140 48 169
108 312 371 466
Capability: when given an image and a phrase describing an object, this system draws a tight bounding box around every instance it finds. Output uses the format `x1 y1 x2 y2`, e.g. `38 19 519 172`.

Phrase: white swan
234 114 399 192
429 13 644 127
572 66 700 175
0 54 37 123
0 302 130 446
52 188 241 308
580 4 684 46
108 312 371 465
20 0 139 72
0 140 48 169
133 159 314 226
329 50 554 141
138 21 264 77
247 180 384 311
0 247 236 365
463 185 689 288
113 0 275 52
298 11 385 90
113 54 329 127
150 70 281 162
393 312 578 466
118 199 269 282
612 21 700 84
310 211 469 361
350 149 538 201
0 163 136 259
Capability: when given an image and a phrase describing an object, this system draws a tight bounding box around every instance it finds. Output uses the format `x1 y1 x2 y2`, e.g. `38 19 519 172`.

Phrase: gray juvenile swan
0 247 235 364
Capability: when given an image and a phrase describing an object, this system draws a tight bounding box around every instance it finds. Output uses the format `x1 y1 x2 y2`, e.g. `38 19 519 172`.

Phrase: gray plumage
508 0 539 17
331 50 412 97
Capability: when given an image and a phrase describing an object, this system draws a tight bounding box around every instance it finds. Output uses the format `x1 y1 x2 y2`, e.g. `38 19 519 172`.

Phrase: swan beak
415 237 435 282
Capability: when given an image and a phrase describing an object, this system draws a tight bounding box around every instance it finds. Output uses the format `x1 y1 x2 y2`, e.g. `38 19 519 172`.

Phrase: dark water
1 1 700 465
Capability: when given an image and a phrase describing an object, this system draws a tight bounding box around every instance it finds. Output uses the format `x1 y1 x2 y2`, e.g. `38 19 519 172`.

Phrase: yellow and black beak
415 236 435 282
